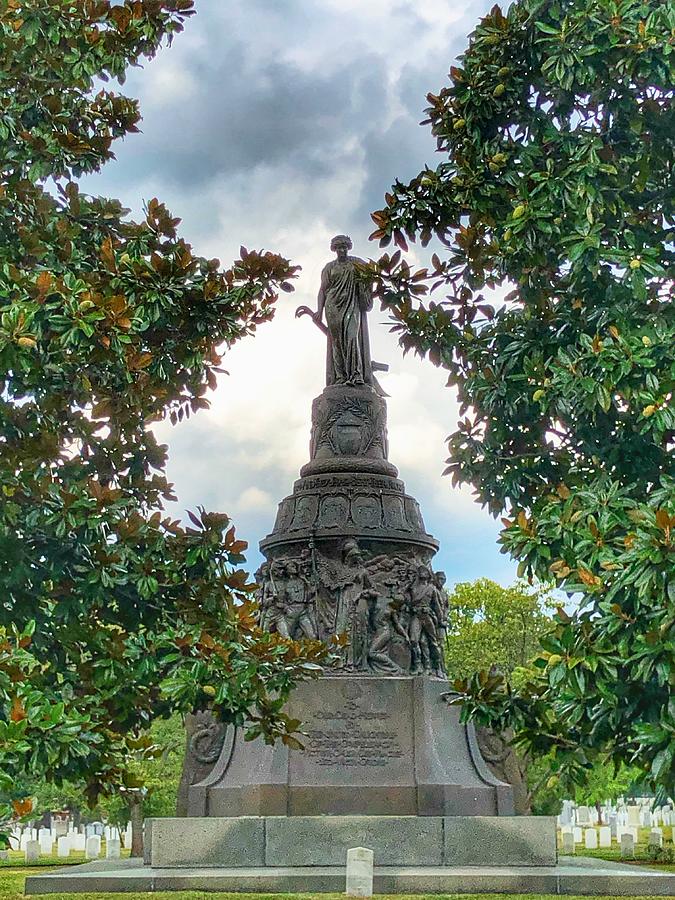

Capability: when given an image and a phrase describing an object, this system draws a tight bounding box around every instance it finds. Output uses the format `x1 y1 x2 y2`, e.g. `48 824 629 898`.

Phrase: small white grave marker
72 834 86 852
561 831 575 855
584 829 598 849
627 805 641 828
346 846 374 898
24 840 40 863
38 832 53 855
598 826 611 848
106 838 121 860
57 836 71 858
620 832 635 859
86 835 101 860
576 805 591 825
649 830 663 849
573 826 583 843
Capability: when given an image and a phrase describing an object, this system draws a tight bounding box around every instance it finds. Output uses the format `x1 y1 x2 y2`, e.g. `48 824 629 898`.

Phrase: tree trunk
129 795 144 858
595 799 603 825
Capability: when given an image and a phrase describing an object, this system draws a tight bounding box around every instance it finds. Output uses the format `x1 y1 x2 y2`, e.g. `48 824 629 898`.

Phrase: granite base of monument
186 675 514 818
145 815 557 869
25 854 675 895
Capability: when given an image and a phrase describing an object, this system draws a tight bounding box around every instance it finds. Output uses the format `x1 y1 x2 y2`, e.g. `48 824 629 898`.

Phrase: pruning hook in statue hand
295 305 328 336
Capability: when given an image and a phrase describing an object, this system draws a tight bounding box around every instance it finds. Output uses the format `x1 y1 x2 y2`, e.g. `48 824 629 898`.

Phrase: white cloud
90 0 518 589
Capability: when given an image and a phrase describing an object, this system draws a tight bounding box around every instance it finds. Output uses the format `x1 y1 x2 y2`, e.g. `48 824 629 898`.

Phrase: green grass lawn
564 825 675 873
0 870 673 900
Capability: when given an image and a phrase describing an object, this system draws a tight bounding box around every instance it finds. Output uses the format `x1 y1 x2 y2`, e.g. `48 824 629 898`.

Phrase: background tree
446 578 555 813
368 0 674 798
0 0 325 841
445 578 555 683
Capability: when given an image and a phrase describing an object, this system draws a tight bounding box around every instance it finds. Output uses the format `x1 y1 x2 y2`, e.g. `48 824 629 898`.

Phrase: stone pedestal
187 676 513 818
180 379 517 821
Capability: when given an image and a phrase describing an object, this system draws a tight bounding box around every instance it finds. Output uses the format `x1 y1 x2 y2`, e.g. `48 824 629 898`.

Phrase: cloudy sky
85 0 518 588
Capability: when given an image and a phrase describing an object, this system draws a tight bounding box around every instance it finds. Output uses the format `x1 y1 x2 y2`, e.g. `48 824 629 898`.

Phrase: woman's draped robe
319 257 373 386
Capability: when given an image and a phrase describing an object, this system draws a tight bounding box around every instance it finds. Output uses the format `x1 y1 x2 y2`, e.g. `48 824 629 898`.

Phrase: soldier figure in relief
275 559 318 641
258 560 287 634
408 566 446 677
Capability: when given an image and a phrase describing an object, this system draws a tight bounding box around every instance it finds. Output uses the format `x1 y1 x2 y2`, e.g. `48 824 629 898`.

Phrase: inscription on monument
305 698 403 767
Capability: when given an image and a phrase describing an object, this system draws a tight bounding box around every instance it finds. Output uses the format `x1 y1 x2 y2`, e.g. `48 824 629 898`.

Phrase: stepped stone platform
144 815 557 868
25 854 675 895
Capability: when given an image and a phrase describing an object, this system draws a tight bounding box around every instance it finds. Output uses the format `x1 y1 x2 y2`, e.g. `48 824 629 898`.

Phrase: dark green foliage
368 0 674 796
0 0 325 836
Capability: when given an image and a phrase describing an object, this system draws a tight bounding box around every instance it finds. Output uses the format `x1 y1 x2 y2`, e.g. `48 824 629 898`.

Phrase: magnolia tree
0 0 325 838
368 0 674 797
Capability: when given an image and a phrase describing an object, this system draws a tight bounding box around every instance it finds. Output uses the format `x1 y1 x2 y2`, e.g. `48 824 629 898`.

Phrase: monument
29 237 675 896
184 234 513 819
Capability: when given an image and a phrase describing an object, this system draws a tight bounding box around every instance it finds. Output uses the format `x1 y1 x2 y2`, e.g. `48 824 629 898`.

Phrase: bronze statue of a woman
296 235 373 387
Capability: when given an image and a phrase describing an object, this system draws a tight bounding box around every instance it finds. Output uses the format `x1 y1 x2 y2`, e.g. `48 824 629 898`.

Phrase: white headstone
38 832 53 855
649 829 663 849
123 824 132 848
560 800 574 826
584 828 598 849
573 826 583 843
576 806 591 825
561 831 575 855
85 835 101 860
620 832 635 859
72 834 86 852
627 805 641 827
598 826 611 848
106 838 121 860
24 840 40 863
346 846 374 898
0 850 8 861
57 836 71 858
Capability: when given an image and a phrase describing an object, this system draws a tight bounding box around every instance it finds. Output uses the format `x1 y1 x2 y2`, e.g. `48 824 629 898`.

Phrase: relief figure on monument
408 566 447 678
382 494 409 530
255 560 287 634
276 559 318 641
351 494 381 528
255 559 318 641
332 539 374 669
290 495 317 530
318 494 349 528
364 590 409 675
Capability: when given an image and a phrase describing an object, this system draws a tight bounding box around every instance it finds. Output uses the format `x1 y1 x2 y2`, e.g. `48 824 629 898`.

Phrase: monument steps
25 854 675 896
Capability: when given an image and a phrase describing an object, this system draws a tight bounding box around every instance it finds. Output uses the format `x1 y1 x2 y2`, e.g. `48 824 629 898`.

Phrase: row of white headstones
559 825 667 857
559 799 674 829
5 824 132 863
